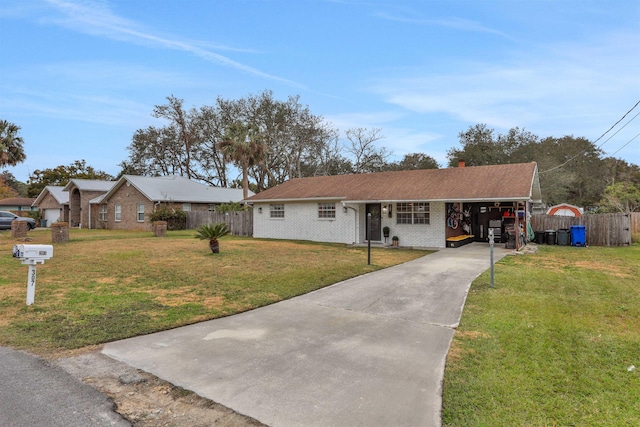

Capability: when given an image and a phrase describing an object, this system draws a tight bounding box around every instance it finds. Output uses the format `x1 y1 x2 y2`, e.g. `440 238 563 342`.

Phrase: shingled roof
246 162 541 203
0 197 36 206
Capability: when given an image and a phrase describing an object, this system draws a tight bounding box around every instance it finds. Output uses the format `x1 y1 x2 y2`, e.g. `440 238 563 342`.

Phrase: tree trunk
209 238 220 254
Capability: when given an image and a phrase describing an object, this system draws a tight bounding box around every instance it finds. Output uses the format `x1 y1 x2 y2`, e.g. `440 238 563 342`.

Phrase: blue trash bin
570 225 586 246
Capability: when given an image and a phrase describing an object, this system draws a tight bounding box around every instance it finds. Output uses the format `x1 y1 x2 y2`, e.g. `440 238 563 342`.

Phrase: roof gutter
247 196 347 203
342 197 535 204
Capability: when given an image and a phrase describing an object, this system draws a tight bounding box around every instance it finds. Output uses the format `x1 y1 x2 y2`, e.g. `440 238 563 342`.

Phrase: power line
609 132 640 157
539 99 640 174
599 110 640 152
593 99 640 147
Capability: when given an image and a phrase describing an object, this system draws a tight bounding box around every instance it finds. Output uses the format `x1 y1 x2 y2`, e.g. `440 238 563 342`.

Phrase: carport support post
367 213 371 265
489 228 495 288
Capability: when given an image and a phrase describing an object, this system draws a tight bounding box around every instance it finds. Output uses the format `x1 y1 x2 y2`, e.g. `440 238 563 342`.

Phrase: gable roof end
32 186 70 206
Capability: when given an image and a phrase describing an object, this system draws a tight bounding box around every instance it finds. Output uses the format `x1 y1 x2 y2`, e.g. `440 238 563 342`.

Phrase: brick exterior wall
37 192 66 224
253 202 356 244
378 202 446 248
66 184 107 228
101 186 154 231
253 201 448 248
98 185 214 231
37 192 62 210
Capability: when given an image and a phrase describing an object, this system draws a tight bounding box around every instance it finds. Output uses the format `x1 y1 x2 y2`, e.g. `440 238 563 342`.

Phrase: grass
0 228 429 353
443 244 640 426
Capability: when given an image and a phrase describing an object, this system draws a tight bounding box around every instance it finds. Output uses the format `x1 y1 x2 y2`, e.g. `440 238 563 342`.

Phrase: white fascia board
249 197 347 203
344 197 533 204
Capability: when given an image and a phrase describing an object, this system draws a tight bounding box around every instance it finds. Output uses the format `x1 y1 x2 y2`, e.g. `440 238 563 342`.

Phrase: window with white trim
137 203 145 222
270 204 284 218
396 202 430 225
182 203 191 212
114 204 122 222
99 205 107 222
318 203 336 219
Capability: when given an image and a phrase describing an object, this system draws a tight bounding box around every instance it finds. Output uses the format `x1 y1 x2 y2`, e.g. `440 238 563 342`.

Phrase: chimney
458 159 465 168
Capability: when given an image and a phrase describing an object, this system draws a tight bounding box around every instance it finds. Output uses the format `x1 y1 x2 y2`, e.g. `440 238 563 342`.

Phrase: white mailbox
12 244 54 305
12 244 53 264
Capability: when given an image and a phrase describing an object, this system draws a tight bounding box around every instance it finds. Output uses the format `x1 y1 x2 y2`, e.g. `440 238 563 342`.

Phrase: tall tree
27 160 113 197
447 124 500 166
152 95 199 180
345 128 389 173
597 182 640 213
0 120 26 167
0 176 19 199
536 136 606 207
120 92 398 192
387 153 440 170
219 122 266 202
447 124 537 167
1 171 28 197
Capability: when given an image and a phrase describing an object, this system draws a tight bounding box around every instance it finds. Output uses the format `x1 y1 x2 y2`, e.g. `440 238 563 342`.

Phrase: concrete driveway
103 243 511 427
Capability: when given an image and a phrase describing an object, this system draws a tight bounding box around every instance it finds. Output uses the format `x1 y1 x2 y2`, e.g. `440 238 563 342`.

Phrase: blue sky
1 0 639 184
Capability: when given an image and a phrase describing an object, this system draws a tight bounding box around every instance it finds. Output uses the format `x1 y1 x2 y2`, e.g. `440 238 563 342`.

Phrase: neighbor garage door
43 209 62 225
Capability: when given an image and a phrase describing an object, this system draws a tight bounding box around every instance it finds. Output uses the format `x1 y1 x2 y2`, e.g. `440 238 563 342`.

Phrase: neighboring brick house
0 197 37 212
63 179 117 228
93 175 249 231
32 186 70 225
245 162 542 249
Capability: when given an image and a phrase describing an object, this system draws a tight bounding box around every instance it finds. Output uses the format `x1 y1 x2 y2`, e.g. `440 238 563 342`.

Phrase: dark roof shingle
247 162 539 202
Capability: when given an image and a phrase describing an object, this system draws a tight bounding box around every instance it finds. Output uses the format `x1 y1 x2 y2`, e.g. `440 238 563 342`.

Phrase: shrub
148 205 187 230
216 201 245 213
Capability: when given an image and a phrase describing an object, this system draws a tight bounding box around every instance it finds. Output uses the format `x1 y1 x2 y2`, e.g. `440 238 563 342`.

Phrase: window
182 203 191 212
318 203 336 219
396 202 430 225
99 205 107 222
114 204 122 222
270 204 284 218
137 203 145 222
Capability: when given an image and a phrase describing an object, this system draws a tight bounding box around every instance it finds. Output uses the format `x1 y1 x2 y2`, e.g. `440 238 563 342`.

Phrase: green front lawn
0 229 429 353
443 244 640 426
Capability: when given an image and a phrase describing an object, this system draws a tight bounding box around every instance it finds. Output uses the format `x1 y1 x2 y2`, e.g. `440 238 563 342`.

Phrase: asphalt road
0 346 129 427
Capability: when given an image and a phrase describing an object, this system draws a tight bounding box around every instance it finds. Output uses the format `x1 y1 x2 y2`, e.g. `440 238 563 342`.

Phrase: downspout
341 202 358 244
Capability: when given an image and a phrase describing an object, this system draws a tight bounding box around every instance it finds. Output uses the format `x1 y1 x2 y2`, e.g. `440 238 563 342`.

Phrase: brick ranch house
55 175 248 231
31 186 70 225
245 162 542 249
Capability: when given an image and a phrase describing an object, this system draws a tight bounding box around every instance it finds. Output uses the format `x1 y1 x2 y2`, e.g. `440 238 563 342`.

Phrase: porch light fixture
343 206 348 213
258 207 262 214
382 205 388 215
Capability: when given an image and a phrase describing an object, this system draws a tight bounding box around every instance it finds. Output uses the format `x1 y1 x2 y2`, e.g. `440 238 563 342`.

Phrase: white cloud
368 29 640 141
42 0 303 87
376 12 510 38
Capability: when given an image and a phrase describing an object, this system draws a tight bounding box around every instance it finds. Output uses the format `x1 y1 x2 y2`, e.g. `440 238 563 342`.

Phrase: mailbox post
488 228 495 288
12 244 54 305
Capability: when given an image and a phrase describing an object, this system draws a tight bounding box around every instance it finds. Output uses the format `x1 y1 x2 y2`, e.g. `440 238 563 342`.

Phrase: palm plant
0 120 27 167
219 122 266 204
194 222 230 253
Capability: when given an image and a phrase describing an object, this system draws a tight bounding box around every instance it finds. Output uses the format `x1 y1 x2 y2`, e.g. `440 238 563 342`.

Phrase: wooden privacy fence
186 211 253 236
632 212 640 235
530 213 634 247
